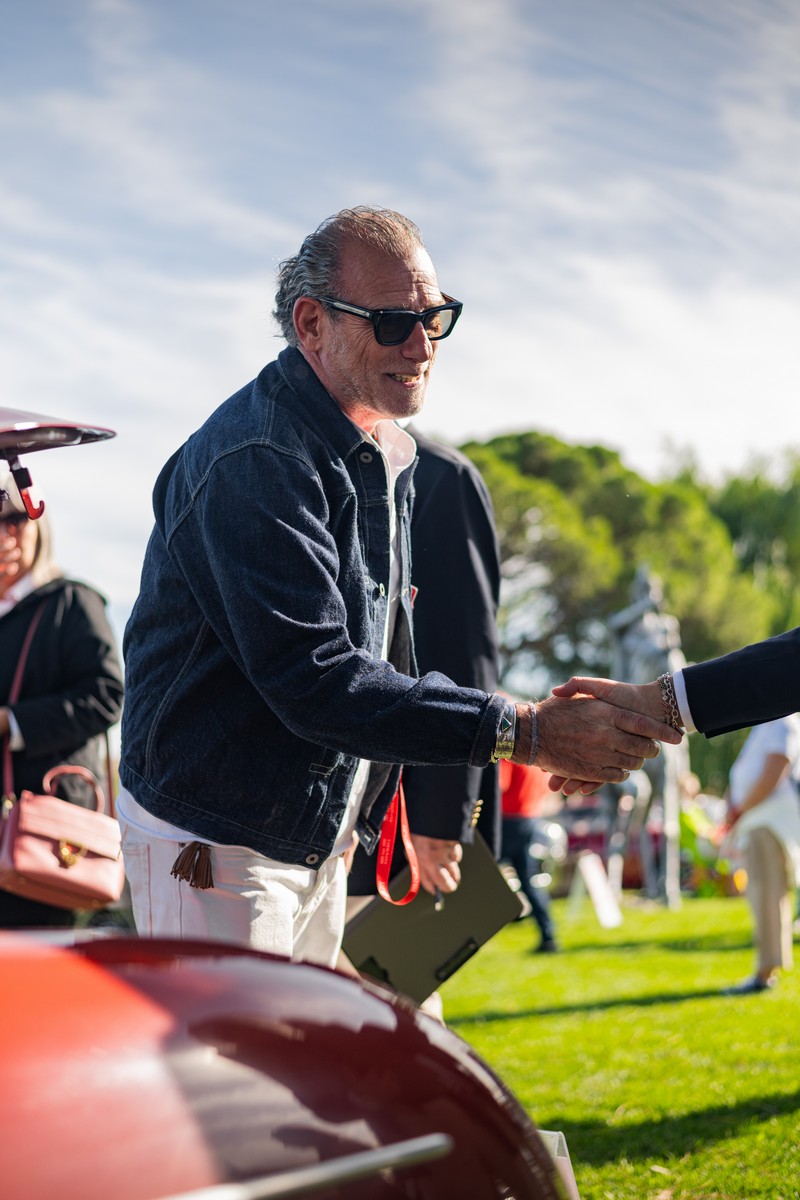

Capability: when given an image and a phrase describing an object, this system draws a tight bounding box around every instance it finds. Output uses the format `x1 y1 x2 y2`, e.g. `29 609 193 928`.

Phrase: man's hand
410 834 462 897
542 677 677 794
516 689 681 794
551 676 665 721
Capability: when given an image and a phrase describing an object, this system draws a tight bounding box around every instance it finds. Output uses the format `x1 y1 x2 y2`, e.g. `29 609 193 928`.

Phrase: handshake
512 674 683 796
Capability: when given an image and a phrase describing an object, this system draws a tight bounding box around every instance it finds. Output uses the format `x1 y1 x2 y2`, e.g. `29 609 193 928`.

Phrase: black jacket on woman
1 577 124 926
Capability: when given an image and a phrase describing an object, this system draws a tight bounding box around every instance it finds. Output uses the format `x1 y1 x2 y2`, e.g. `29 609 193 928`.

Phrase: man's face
306 242 445 432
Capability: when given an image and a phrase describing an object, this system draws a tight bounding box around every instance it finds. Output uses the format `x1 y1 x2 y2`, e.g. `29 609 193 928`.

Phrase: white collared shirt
330 418 416 855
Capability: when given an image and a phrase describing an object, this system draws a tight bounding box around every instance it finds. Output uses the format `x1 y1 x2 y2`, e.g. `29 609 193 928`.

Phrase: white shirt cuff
672 669 696 733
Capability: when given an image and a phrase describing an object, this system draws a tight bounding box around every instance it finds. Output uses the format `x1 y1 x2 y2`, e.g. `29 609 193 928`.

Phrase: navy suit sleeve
684 625 800 737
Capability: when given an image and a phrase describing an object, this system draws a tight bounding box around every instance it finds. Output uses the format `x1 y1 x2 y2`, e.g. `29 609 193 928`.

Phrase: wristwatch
490 699 517 763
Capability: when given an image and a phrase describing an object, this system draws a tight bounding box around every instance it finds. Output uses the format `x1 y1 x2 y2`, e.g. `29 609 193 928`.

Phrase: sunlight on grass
440 896 800 1200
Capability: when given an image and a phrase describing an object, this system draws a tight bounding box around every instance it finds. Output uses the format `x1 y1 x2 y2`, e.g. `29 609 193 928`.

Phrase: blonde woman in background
0 472 123 928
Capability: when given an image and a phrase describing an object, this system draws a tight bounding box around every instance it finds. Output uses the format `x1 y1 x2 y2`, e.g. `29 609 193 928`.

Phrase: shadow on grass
538 1086 800 1166
559 932 752 955
448 984 758 1024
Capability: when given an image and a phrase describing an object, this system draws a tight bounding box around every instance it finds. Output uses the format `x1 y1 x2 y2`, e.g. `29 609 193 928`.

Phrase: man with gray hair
118 206 679 967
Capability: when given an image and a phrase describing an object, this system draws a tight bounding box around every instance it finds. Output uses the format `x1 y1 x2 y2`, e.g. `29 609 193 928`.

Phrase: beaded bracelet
526 701 539 766
657 672 683 731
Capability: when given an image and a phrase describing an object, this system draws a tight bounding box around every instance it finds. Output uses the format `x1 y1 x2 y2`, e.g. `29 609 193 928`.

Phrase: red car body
2 935 566 1199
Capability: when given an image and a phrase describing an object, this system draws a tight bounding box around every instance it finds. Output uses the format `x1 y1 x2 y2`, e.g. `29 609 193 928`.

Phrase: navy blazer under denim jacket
120 347 503 868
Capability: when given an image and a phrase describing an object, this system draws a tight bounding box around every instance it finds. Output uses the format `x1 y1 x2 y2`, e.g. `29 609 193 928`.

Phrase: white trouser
120 817 347 968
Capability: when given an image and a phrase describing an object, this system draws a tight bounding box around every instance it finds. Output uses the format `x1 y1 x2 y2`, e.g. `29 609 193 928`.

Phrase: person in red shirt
500 759 559 953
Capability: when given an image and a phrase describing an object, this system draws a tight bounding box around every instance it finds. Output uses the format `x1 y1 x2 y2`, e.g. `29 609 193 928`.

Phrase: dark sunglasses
0 511 28 529
320 293 463 346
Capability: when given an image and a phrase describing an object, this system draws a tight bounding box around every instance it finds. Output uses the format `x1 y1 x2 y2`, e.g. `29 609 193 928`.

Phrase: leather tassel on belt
170 841 214 889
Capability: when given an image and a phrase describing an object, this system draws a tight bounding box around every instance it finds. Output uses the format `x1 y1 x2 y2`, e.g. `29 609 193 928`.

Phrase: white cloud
421 253 800 483
2 0 800 649
403 0 800 492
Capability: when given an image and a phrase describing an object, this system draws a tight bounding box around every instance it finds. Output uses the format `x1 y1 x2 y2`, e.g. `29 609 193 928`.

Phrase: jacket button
379 583 386 596
305 853 319 865
359 451 373 463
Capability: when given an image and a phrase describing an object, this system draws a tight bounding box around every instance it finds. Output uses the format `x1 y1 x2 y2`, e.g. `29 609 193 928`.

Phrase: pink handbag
0 604 125 911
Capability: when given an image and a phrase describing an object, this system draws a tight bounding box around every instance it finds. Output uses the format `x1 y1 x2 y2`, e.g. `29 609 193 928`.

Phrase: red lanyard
375 776 420 905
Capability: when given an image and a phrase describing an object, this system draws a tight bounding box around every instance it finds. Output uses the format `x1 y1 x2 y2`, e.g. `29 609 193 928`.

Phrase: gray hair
273 206 428 347
0 470 62 586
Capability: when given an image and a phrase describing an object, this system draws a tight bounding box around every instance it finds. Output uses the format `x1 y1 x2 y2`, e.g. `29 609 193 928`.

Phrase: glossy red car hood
1 936 564 1199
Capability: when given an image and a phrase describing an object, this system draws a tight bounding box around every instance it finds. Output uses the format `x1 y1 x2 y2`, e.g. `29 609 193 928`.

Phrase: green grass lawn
439 895 800 1200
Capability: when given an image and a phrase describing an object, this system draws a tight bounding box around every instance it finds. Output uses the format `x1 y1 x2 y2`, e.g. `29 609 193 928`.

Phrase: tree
463 431 771 681
460 431 775 791
710 452 800 636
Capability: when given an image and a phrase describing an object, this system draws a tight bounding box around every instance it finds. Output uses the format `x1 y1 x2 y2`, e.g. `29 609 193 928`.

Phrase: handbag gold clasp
58 840 87 868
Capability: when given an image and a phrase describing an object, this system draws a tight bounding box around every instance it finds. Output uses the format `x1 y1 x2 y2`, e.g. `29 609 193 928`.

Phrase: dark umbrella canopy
0 405 116 518
0 404 115 454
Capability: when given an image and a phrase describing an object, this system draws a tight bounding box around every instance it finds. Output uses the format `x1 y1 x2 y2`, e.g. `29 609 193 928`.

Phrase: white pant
120 819 347 969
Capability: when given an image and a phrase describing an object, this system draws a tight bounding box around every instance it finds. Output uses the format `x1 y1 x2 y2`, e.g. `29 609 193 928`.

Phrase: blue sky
2 0 799 645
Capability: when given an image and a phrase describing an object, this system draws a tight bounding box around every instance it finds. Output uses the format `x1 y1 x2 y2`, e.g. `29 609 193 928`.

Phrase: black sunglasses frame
320 293 463 346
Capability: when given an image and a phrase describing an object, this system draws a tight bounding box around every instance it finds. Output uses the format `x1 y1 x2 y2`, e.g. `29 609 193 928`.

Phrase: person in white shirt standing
722 714 800 994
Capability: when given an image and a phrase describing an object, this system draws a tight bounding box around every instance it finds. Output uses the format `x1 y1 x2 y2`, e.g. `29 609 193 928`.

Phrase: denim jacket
120 347 503 867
